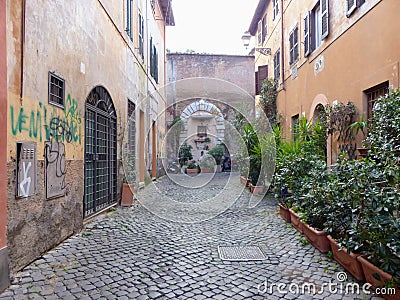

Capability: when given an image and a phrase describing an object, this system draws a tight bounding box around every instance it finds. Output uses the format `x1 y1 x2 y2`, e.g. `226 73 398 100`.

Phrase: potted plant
121 178 134 207
178 142 193 167
349 112 369 158
186 162 198 174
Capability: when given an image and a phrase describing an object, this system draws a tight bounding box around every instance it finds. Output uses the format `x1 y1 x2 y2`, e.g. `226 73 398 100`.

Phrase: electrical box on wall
16 142 37 198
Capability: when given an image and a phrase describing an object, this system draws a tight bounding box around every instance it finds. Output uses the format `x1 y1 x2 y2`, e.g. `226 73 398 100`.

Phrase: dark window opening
364 81 389 120
291 114 299 141
48 72 65 107
149 37 159 83
197 126 207 137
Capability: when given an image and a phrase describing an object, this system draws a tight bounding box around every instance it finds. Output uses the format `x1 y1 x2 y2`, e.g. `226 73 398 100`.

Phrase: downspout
20 0 26 100
280 0 285 90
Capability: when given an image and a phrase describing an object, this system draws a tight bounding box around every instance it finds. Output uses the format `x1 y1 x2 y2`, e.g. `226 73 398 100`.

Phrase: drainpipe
280 0 285 91
20 0 26 100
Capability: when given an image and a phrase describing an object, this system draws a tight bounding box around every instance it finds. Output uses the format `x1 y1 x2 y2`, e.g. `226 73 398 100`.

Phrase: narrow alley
0 173 378 299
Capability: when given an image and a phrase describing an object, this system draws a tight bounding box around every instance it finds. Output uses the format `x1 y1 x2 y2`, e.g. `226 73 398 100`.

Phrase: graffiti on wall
45 142 66 198
16 142 37 198
10 94 82 144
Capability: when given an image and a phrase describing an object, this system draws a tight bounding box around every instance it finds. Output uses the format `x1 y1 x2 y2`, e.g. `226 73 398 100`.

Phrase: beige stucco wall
6 0 169 272
253 0 399 162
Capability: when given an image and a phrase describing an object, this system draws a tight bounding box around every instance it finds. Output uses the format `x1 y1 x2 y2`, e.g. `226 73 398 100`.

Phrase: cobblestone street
0 173 382 299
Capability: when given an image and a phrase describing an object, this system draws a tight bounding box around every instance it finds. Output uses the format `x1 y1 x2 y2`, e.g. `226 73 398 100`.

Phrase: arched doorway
84 86 117 218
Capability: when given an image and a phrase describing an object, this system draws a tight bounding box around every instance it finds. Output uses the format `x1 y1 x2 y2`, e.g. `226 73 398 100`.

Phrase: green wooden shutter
321 0 329 40
304 12 310 57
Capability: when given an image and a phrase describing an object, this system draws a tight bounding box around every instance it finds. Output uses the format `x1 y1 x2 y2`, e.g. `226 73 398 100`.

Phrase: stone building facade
4 0 174 284
166 53 255 161
248 0 400 164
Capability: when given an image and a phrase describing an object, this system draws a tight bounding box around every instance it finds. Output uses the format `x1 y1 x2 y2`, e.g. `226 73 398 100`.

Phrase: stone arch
84 86 117 217
309 94 332 166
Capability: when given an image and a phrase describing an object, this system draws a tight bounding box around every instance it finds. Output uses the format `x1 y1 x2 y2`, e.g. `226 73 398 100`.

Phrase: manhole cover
218 245 267 261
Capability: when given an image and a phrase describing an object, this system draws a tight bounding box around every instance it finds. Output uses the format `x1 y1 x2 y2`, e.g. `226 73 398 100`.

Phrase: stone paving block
0 174 384 300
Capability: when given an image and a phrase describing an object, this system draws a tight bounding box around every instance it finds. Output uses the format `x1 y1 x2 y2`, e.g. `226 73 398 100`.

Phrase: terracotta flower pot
186 168 198 174
121 183 134 207
289 208 303 233
201 167 212 173
240 175 247 185
302 223 330 253
279 203 291 223
252 185 264 196
327 235 364 281
357 256 399 300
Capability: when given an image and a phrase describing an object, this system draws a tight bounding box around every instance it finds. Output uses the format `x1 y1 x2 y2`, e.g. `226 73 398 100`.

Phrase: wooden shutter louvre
289 31 294 65
294 26 299 62
257 22 262 46
321 0 329 40
255 71 259 95
262 16 267 43
304 13 310 57
258 65 268 91
346 0 357 17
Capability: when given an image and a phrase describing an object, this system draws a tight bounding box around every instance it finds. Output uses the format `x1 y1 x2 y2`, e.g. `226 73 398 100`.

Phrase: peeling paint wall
6 0 170 273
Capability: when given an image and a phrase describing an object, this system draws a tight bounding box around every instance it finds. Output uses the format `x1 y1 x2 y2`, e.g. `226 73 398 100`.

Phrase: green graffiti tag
10 95 82 144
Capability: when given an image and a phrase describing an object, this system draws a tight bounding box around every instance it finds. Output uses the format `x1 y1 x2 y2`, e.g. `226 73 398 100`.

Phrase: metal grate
48 72 65 107
84 86 117 218
218 245 268 261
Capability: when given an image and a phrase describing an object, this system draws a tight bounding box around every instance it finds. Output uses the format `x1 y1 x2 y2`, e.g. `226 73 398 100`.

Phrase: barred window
273 49 280 82
48 72 65 107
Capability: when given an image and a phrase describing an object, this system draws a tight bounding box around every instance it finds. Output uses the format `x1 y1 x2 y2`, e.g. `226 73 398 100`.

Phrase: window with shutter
289 25 299 65
304 13 310 57
257 21 262 46
274 50 280 81
138 13 144 59
273 0 279 20
346 0 357 17
126 0 133 40
262 15 267 43
321 0 329 39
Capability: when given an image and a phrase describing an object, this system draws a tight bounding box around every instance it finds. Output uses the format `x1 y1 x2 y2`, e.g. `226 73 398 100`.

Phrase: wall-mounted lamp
241 31 271 55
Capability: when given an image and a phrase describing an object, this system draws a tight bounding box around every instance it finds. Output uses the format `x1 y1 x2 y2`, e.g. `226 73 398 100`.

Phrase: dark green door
84 86 117 218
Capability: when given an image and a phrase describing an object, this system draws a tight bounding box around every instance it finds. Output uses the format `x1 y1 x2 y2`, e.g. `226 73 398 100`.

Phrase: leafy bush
208 146 224 165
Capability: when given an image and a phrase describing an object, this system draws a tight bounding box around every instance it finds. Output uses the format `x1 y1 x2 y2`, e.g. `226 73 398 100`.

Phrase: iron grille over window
274 49 280 82
364 81 389 120
151 0 156 12
289 25 299 65
48 72 65 107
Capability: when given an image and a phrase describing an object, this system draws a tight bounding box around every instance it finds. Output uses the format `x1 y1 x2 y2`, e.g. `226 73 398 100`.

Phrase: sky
166 0 259 55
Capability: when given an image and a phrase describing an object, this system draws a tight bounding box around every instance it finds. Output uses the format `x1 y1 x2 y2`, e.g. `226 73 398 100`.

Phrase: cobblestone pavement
1 173 384 299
